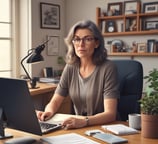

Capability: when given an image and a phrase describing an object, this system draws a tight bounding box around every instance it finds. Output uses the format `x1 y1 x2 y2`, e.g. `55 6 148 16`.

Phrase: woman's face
72 28 99 60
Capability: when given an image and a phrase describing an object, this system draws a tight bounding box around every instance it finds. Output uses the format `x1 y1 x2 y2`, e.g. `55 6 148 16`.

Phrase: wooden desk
29 82 71 114
2 121 158 144
29 82 57 96
29 82 57 111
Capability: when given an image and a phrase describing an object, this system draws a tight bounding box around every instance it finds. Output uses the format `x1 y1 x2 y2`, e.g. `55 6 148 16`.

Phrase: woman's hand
36 110 53 121
62 117 86 129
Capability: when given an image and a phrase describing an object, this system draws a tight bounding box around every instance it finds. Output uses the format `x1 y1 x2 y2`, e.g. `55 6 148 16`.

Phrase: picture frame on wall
107 2 123 16
143 2 158 13
47 36 59 56
124 1 139 15
40 3 60 29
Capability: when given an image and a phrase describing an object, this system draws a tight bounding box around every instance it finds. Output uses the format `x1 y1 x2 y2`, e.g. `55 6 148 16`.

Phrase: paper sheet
46 113 83 124
41 133 100 144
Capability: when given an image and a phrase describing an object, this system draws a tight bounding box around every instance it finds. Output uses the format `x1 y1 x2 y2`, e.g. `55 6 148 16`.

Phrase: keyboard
39 122 61 134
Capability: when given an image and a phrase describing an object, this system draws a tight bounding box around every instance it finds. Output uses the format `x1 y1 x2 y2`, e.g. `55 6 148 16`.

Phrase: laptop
0 77 61 136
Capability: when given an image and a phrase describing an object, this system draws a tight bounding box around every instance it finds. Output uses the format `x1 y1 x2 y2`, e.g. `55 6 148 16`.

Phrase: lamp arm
20 52 33 80
43 39 49 45
34 39 49 54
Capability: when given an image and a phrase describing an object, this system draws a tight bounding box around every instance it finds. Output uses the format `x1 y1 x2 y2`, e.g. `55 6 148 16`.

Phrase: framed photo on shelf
40 2 60 29
47 36 59 56
145 21 158 30
137 43 147 53
124 1 139 15
143 2 158 13
107 2 123 16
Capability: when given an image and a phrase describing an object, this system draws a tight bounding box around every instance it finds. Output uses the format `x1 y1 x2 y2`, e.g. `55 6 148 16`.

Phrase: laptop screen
0 77 42 136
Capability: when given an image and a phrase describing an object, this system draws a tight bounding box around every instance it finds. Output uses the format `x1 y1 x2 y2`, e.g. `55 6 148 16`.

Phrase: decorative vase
141 114 158 138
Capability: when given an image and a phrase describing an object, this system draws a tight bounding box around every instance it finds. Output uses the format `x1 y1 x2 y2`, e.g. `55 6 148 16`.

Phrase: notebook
39 77 60 83
101 124 138 135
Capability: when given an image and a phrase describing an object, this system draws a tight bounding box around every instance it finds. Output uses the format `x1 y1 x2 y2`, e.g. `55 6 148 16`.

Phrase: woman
37 20 119 129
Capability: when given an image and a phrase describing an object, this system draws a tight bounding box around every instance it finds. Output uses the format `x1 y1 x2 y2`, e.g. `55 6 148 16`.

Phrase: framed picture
107 2 123 16
47 36 59 55
40 3 60 29
124 1 139 15
145 21 158 30
137 43 147 53
143 2 158 13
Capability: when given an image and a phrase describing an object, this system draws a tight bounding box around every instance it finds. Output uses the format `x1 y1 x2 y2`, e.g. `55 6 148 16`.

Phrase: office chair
112 59 143 121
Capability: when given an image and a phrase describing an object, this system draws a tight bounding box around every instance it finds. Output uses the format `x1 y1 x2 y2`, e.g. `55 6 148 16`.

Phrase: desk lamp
21 40 49 89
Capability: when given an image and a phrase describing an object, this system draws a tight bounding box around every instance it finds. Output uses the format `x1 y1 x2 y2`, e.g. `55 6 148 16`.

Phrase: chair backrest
112 60 143 121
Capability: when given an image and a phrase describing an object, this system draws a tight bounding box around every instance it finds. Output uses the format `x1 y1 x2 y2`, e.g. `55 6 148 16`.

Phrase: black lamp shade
27 53 44 63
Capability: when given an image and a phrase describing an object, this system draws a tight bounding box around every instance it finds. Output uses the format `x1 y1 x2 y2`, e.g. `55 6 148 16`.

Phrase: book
101 21 106 33
101 124 138 135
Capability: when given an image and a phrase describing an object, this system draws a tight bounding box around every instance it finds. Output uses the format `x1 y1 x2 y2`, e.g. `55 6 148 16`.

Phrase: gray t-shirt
55 60 119 116
78 72 91 115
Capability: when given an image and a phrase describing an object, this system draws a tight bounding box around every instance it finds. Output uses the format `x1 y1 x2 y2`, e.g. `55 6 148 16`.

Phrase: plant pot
141 114 158 138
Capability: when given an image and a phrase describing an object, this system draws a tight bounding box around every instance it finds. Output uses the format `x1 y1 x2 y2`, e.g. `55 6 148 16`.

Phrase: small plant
139 68 158 115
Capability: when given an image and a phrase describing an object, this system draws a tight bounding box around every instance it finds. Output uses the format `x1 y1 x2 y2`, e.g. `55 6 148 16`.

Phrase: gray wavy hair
64 20 107 65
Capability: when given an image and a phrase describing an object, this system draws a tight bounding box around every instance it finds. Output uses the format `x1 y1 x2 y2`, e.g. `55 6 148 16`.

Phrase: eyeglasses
72 36 96 45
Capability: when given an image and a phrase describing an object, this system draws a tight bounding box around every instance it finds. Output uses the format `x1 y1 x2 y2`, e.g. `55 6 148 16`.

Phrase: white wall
31 0 66 77
65 0 158 91
20 0 158 90
20 0 66 77
19 0 32 76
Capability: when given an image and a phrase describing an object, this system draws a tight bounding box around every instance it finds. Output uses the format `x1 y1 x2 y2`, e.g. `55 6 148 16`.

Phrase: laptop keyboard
39 122 61 134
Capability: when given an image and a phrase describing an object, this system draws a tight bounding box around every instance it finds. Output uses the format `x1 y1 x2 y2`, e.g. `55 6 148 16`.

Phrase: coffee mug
128 113 141 130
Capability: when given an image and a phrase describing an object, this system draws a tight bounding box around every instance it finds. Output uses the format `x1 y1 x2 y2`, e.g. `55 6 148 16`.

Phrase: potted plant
139 68 158 138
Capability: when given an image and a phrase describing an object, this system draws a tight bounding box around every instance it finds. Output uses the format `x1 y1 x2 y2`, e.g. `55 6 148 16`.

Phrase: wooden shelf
139 12 158 17
109 52 158 56
96 5 158 57
98 15 124 20
102 30 158 36
96 7 158 36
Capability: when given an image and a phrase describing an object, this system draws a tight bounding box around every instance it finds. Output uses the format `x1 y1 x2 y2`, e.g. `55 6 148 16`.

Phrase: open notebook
46 113 83 124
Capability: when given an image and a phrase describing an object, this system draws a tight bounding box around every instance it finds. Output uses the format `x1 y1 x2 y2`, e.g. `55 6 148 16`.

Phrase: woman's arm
36 93 65 121
37 65 70 121
86 98 117 125
62 98 117 129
